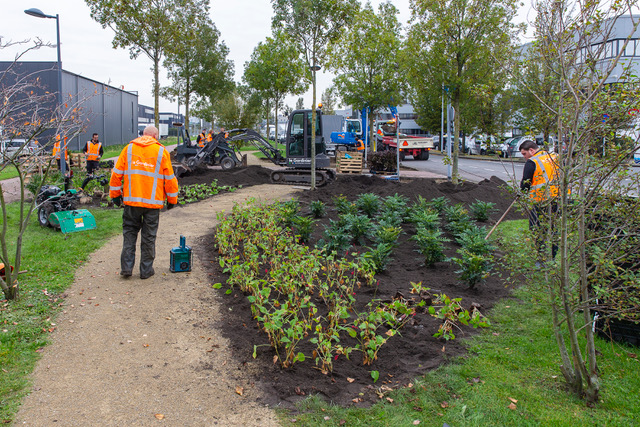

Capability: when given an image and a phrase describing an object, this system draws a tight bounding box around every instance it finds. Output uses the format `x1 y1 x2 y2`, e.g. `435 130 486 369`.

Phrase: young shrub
411 228 450 267
309 200 326 218
333 194 358 215
316 220 351 254
427 196 448 214
410 208 440 231
341 213 372 245
378 212 404 228
372 224 402 246
443 203 470 223
281 198 300 227
381 193 410 221
362 243 394 273
470 200 497 222
293 216 315 243
456 226 496 255
356 193 381 218
450 248 494 289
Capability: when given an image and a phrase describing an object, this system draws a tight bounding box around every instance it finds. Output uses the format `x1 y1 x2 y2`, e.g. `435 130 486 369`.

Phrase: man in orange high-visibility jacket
109 125 179 279
52 135 69 172
83 133 104 175
520 139 560 259
356 139 365 151
197 130 206 148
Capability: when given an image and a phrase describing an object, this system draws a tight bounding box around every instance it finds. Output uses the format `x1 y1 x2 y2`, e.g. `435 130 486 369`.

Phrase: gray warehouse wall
0 61 138 152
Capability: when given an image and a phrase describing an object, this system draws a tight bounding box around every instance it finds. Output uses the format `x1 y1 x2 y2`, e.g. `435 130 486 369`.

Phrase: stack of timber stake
69 153 87 171
336 151 363 174
23 155 54 184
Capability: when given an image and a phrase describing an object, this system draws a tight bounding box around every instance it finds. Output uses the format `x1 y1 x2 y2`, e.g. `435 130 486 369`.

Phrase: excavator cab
285 109 330 169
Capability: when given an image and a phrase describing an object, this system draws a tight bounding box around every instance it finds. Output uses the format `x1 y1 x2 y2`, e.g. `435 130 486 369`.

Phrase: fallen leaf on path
235 386 243 396
347 377 355 383
143 344 149 348
508 403 517 410
508 397 518 403
413 420 421 425
386 397 394 403
154 414 164 419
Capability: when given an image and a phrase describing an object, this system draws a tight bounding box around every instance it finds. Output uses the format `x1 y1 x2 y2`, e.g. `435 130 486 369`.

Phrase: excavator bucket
48 209 97 234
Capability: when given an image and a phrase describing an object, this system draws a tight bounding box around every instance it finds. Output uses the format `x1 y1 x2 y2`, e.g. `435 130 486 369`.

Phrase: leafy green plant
356 193 381 218
470 200 497 222
378 212 403 228
427 293 490 340
333 195 358 215
340 213 372 245
280 198 300 227
309 200 326 218
293 215 315 243
371 224 402 246
411 228 450 266
317 220 351 254
450 248 494 288
444 203 470 223
382 193 410 220
410 208 440 230
427 196 448 214
456 226 496 255
362 243 394 273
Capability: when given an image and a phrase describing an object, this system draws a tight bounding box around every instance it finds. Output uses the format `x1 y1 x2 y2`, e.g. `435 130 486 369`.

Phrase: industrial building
0 61 138 150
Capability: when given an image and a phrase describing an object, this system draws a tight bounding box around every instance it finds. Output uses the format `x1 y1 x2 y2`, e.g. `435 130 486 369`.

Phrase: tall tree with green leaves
243 31 307 145
320 87 339 115
161 14 224 128
407 0 520 183
329 1 403 151
272 0 357 189
85 0 204 128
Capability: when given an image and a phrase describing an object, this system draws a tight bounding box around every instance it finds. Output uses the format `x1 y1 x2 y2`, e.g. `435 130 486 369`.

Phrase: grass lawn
279 219 640 426
0 202 121 422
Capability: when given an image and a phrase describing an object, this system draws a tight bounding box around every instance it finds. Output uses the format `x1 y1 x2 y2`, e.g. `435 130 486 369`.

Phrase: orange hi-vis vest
198 132 206 148
356 139 365 151
529 150 559 202
207 132 213 142
52 136 68 160
86 141 102 161
109 135 179 209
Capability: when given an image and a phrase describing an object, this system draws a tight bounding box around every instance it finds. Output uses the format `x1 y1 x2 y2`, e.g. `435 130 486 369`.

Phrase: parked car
499 136 537 158
0 139 40 162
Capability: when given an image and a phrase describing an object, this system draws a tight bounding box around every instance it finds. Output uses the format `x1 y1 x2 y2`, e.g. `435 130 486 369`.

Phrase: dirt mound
178 165 272 188
204 173 524 409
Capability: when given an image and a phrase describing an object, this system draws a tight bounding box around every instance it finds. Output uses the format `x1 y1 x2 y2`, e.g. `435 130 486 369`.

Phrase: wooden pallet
336 152 363 174
69 153 87 170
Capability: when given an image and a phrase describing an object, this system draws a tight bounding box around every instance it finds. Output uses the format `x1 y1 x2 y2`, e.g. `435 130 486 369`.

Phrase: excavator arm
227 129 286 167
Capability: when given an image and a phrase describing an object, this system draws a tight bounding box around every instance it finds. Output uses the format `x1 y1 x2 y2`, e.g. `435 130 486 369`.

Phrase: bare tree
511 0 640 402
0 41 85 300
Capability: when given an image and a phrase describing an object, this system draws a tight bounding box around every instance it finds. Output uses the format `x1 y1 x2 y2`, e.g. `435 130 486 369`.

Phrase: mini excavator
173 109 335 186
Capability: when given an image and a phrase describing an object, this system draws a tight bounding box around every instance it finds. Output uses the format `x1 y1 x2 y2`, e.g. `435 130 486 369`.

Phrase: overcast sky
0 1 533 115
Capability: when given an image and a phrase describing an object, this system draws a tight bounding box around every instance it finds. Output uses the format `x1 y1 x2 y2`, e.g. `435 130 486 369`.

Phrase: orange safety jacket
109 135 179 209
85 141 102 161
52 136 69 160
529 150 559 203
356 140 365 151
206 132 213 142
198 132 206 148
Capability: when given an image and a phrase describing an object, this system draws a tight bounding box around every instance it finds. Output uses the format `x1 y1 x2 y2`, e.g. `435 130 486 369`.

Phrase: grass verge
280 219 640 426
0 202 121 423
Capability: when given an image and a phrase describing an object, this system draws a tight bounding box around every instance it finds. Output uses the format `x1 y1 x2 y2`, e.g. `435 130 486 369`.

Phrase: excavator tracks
270 168 336 187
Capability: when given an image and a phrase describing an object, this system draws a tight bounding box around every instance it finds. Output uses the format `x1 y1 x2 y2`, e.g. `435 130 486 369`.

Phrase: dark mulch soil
191 166 525 409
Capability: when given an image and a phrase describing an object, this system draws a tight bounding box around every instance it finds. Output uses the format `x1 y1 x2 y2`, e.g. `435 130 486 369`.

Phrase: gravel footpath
14 183 299 426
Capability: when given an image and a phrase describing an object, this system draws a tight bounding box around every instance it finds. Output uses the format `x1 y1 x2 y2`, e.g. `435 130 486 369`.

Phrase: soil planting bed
195 166 524 409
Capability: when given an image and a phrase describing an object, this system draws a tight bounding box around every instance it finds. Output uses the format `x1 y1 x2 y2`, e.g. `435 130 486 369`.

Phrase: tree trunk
311 68 317 190
452 89 460 185
153 55 160 129
275 100 279 153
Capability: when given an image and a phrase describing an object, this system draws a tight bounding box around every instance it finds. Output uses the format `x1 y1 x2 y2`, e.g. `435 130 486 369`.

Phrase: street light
24 8 65 179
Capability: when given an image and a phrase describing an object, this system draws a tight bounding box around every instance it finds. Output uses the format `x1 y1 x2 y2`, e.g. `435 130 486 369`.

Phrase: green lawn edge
0 202 121 422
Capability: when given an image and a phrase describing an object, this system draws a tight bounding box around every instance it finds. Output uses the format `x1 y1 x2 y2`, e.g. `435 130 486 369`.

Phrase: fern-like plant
450 248 494 288
362 243 394 273
372 224 402 246
456 226 496 255
341 213 372 245
293 216 315 243
333 195 358 215
470 200 497 222
410 208 440 231
411 228 450 267
356 193 381 218
309 200 326 218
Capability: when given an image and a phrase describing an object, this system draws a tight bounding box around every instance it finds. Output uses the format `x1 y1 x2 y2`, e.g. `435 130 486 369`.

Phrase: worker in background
207 129 214 143
197 129 206 148
52 135 69 172
519 139 560 260
83 133 104 175
109 125 179 280
356 139 365 151
218 127 229 139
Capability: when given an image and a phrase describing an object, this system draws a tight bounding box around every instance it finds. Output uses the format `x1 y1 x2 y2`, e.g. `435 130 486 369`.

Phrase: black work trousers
121 205 161 277
86 160 100 175
529 203 558 259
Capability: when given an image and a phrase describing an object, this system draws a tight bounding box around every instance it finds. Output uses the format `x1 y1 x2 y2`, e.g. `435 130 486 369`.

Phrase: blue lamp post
24 7 65 178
